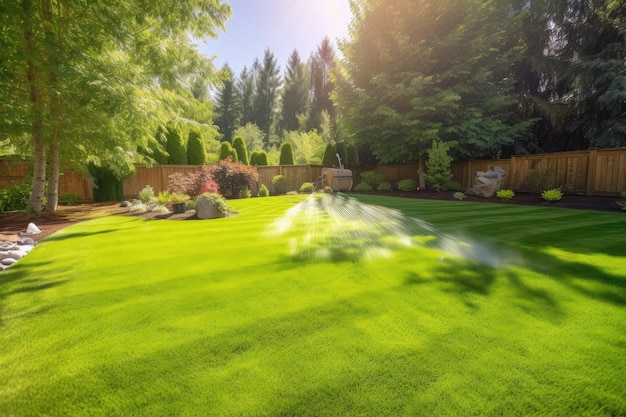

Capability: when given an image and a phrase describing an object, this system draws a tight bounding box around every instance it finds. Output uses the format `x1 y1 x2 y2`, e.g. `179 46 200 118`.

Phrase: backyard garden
1 191 625 416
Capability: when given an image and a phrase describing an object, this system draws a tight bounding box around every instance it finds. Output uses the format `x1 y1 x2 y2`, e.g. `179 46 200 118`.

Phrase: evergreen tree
425 141 455 191
346 144 359 166
218 141 238 161
236 66 256 126
187 129 206 165
252 49 282 147
322 143 338 166
214 64 239 143
280 50 310 132
148 125 170 164
335 142 348 167
279 142 295 165
166 126 187 165
232 136 249 165
250 150 269 166
308 38 337 131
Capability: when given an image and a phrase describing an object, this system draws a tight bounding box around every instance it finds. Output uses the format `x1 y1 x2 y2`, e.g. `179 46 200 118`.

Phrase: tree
346 144 359 166
335 0 531 163
280 50 310 132
249 150 268 166
234 123 265 153
214 64 239 142
0 0 230 213
425 140 455 191
236 66 255 126
322 143 338 166
283 130 325 164
218 141 238 161
187 129 206 165
252 49 282 146
279 142 294 165
232 136 249 165
308 38 337 131
166 126 187 165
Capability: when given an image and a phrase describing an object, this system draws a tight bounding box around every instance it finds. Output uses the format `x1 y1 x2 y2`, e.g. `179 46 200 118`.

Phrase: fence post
586 148 598 196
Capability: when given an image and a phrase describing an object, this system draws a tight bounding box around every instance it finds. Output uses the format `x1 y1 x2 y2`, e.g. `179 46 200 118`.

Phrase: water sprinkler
336 153 344 170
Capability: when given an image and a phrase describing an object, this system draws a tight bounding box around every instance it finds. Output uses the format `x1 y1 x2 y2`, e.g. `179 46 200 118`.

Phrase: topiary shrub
187 129 206 165
232 136 249 165
258 184 269 197
272 175 287 195
397 179 417 192
279 142 295 165
376 182 392 191
360 171 385 188
218 141 238 162
354 182 373 192
346 144 359 166
249 150 268 166
299 182 314 193
425 140 455 191
322 143 337 166
166 126 187 165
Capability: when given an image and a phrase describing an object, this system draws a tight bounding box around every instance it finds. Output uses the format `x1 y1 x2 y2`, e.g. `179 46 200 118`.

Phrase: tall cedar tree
308 38 337 132
232 136 249 165
187 129 206 165
218 141 238 161
166 126 187 165
279 142 295 165
280 50 310 132
252 49 282 147
236 66 256 126
214 64 239 143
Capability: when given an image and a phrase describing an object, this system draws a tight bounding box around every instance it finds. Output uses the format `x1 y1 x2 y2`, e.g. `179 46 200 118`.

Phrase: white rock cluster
0 222 41 271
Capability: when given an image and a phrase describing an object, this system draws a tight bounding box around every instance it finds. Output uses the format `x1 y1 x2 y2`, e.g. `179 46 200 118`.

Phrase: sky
197 0 353 77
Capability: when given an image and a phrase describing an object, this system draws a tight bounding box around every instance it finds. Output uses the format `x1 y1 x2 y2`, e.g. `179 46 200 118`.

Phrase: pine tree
322 143 337 166
280 50 310 132
252 49 282 147
425 141 454 191
308 38 336 131
214 64 239 143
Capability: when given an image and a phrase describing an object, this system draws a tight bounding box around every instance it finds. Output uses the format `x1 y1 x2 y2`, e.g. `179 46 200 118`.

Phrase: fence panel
0 160 30 189
593 149 626 196
59 171 93 201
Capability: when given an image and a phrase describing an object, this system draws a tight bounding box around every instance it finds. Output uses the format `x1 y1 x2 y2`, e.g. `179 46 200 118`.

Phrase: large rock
466 166 506 198
196 197 226 219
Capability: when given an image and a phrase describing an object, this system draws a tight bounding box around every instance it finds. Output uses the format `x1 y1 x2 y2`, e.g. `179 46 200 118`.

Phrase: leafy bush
425 140 455 191
346 144 359 166
187 129 206 165
360 171 385 187
620 191 626 199
542 188 563 201
218 142 238 162
232 136 249 165
527 164 556 193
0 181 30 212
208 157 258 198
249 150 268 166
453 192 465 200
376 182 392 191
496 189 515 200
139 185 156 204
354 182 373 192
157 191 171 205
300 182 314 193
258 184 269 197
272 175 287 195
397 179 417 192
196 192 233 214
59 193 80 206
168 167 219 198
279 142 295 165
169 193 189 204
166 126 187 165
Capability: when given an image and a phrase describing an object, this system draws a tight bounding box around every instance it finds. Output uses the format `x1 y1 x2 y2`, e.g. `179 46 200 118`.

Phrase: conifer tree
279 142 295 165
232 136 249 165
187 129 206 165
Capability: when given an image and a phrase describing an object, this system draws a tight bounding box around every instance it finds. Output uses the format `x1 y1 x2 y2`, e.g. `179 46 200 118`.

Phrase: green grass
1 194 625 416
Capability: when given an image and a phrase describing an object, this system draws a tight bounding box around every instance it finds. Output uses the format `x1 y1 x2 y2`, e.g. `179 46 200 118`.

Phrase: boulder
196 197 226 219
466 166 506 198
1 257 17 266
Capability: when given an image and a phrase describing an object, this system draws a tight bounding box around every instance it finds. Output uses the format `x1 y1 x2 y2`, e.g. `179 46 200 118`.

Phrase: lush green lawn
1 194 625 416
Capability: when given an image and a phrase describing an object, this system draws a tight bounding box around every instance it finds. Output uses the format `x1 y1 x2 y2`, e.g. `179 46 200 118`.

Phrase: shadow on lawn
43 228 118 242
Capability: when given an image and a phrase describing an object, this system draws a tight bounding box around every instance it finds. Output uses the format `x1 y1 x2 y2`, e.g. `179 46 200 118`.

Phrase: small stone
120 201 131 207
0 251 10 260
26 223 42 235
18 237 35 246
1 257 17 266
8 249 27 260
0 242 17 251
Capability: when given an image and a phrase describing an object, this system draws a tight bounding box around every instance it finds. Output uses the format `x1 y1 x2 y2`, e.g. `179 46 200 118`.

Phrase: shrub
322 143 337 166
218 142 238 162
542 188 563 201
149 126 169 164
232 136 249 165
620 191 626 199
139 185 156 204
187 129 206 165
195 192 233 213
425 140 455 191
249 150 268 166
166 126 187 165
354 182 373 192
169 193 189 204
346 144 359 166
453 192 465 200
360 171 385 187
527 164 556 193
397 179 417 192
208 157 259 197
279 142 295 165
335 142 348 166
157 191 171 205
168 166 217 198
58 193 80 206
376 182 392 191
496 189 515 200
272 175 288 195
0 181 30 212
299 182 315 193
258 184 269 197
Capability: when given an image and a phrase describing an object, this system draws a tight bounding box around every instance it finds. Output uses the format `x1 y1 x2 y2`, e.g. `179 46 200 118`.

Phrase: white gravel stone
1 257 17 266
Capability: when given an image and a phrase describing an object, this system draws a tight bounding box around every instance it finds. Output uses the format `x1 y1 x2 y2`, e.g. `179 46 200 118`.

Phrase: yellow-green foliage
542 188 563 201
496 189 515 200
258 184 269 197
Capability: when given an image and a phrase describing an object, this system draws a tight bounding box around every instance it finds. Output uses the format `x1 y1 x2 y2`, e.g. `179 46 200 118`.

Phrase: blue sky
197 0 352 77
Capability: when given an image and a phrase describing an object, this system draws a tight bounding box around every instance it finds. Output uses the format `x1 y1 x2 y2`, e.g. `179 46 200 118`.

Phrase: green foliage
542 189 563 202
322 143 337 166
280 50 310 132
208 157 259 198
397 179 417 192
157 191 171 205
453 192 465 201
58 193 80 206
360 171 385 187
0 181 30 212
253 49 282 146
335 142 348 166
186 130 206 165
425 141 454 192
258 184 269 197
249 150 268 166
88 164 123 202
195 192 233 213
214 64 239 143
166 127 187 165
376 182 392 191
299 182 314 193
218 142 238 162
620 191 626 199
232 136 249 165
527 164 556 193
346 144 359 166
282 130 325 164
169 193 190 204
149 126 170 164
271 175 288 195
279 142 295 165
354 182 373 192
234 123 265 153
139 185 156 204
496 189 515 200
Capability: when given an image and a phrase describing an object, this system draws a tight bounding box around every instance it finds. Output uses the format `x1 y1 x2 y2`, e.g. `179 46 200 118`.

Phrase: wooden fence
1 147 624 201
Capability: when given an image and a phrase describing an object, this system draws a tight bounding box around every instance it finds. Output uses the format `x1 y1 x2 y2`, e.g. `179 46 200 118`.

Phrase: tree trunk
46 133 60 212
418 155 426 189
43 0 60 212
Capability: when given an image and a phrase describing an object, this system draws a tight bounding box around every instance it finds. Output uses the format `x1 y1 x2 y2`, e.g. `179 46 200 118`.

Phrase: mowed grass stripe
1 194 624 416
